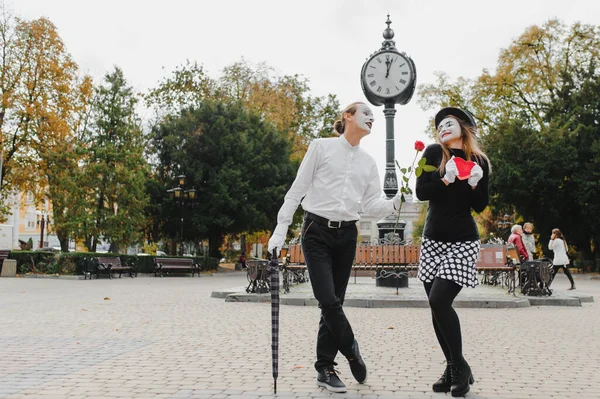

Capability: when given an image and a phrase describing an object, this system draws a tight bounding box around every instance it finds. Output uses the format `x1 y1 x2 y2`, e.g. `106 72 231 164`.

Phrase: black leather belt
304 212 357 229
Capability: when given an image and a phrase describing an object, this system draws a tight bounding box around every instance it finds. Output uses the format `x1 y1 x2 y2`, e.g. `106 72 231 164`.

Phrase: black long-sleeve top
416 144 489 242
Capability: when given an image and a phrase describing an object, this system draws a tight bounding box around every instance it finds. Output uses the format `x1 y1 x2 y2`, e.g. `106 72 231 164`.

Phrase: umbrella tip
274 380 277 394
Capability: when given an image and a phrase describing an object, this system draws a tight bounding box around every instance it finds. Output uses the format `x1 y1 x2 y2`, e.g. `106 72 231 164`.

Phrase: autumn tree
145 58 340 158
217 60 340 159
0 6 93 241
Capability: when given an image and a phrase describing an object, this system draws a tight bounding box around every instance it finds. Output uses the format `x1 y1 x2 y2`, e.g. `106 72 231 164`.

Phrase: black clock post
360 15 417 287
360 15 417 243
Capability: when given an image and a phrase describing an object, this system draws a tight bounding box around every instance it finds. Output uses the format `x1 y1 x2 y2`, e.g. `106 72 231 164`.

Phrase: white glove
268 232 286 254
443 156 459 184
468 164 484 187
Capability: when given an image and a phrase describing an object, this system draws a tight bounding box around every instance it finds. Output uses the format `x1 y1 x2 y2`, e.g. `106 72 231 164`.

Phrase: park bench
154 257 200 277
475 244 517 295
93 256 136 279
287 243 420 294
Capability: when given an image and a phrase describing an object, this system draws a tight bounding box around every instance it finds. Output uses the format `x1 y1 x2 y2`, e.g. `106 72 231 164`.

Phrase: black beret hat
434 107 477 130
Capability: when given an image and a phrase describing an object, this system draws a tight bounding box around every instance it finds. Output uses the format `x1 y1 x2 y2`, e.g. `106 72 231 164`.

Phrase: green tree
151 101 296 257
144 60 216 121
76 67 149 252
144 59 340 250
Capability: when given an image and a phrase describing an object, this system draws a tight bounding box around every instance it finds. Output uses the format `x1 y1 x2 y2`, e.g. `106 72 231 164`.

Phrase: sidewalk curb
221 292 538 308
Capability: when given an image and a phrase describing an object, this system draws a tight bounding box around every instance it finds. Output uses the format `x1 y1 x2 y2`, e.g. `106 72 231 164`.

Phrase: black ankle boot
432 365 451 392
449 360 475 397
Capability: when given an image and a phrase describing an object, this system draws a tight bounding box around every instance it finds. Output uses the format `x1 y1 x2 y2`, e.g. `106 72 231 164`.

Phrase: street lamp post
496 213 513 240
36 211 51 249
167 175 197 256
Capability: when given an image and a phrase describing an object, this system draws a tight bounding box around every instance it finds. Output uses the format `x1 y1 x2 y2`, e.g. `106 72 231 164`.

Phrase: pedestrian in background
522 222 536 261
548 228 575 290
508 225 529 262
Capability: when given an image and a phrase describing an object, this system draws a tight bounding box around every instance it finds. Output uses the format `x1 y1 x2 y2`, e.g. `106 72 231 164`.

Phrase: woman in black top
416 107 491 397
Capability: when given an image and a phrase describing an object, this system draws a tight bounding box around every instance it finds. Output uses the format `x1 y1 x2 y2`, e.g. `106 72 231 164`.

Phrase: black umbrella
269 248 280 394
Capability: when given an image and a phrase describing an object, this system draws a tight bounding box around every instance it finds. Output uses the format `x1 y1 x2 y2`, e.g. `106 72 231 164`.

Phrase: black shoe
432 365 451 393
449 360 475 397
317 368 347 393
346 339 367 383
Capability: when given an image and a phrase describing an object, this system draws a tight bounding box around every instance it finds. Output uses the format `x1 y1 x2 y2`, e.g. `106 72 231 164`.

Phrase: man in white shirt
268 102 400 393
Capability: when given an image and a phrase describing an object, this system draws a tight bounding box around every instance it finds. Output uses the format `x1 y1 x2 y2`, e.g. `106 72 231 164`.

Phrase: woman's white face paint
355 104 375 133
437 117 462 144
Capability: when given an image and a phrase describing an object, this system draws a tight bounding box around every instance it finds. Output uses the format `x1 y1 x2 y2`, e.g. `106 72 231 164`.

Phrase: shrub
8 251 219 275
8 251 55 273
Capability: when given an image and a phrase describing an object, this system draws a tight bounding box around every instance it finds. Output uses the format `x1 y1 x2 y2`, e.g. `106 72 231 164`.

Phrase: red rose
414 140 425 152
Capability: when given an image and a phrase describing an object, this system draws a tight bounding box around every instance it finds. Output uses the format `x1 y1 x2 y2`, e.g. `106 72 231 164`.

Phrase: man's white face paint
355 104 375 133
437 117 462 144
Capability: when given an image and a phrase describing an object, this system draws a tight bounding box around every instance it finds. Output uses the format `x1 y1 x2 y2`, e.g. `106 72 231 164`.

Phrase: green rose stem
392 150 420 236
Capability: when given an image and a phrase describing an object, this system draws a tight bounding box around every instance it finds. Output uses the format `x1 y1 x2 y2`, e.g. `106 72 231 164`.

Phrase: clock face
363 51 413 98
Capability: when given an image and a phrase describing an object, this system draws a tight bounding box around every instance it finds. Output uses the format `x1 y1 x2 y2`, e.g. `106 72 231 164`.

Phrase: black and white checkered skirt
418 237 480 288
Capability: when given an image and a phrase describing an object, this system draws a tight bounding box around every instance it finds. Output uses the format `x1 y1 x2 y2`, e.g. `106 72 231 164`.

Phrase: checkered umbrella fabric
269 248 280 394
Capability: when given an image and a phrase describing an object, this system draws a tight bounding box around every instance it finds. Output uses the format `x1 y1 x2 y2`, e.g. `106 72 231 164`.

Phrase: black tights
552 265 575 287
424 277 464 363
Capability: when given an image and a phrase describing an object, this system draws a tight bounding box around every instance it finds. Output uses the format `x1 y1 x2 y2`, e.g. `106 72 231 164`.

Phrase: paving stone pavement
0 272 598 399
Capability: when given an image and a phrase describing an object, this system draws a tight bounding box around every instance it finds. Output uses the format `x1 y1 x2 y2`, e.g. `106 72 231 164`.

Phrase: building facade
0 192 60 250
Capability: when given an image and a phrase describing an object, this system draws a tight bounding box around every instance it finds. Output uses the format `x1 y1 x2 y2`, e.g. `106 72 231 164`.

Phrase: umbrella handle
270 248 279 270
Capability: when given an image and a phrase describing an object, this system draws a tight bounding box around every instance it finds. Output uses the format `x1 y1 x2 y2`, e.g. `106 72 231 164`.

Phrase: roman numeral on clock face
377 86 382 93
367 74 374 77
400 79 406 84
386 88 390 94
370 80 376 87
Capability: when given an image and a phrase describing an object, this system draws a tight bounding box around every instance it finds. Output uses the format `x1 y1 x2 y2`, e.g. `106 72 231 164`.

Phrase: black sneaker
317 368 347 393
347 339 367 383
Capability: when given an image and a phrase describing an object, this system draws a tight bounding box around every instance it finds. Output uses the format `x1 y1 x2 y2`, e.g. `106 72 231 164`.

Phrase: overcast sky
12 0 600 191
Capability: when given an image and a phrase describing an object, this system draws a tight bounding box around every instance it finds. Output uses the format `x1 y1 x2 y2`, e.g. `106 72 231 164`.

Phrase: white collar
339 134 360 150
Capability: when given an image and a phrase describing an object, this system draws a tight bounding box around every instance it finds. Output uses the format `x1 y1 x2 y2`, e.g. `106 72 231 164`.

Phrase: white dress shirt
272 135 396 237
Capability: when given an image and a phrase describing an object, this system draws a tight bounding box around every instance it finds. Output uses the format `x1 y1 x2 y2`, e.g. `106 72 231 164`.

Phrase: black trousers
301 218 358 371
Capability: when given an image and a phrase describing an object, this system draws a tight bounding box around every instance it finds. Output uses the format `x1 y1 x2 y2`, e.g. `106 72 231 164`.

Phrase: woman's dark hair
552 228 568 250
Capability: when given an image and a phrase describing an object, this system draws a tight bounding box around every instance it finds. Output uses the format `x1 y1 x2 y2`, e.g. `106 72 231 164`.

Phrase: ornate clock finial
382 15 396 50
383 14 394 40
